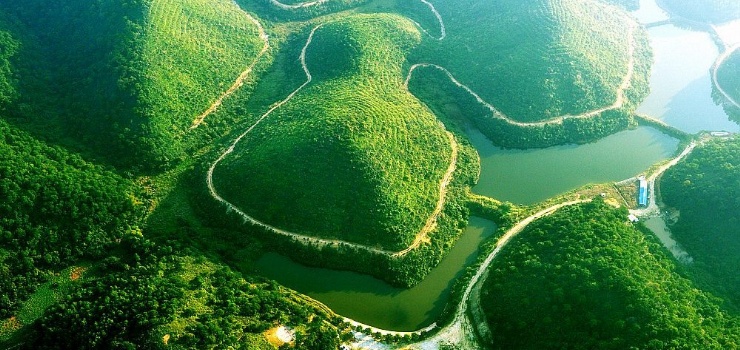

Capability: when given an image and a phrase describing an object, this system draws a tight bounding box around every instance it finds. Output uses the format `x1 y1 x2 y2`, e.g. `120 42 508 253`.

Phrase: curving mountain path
411 0 446 41
190 10 270 129
269 0 328 10
405 19 638 128
207 22 460 259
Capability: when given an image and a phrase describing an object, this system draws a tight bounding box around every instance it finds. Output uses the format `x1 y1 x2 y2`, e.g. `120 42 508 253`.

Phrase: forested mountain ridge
0 0 269 171
662 138 740 312
480 199 740 349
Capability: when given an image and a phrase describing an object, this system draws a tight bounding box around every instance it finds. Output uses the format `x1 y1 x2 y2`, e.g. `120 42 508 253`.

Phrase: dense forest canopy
0 119 142 319
661 138 740 311
1 0 739 348
480 199 740 349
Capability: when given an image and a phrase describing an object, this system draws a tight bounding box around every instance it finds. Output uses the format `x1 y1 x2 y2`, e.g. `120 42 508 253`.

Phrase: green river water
253 0 739 332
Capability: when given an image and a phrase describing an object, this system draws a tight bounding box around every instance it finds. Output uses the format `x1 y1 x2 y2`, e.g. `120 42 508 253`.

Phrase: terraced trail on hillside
207 22 460 258
269 0 328 10
405 20 638 128
190 9 270 129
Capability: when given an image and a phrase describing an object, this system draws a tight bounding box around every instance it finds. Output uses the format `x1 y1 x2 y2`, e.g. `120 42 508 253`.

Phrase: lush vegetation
0 119 142 318
414 0 648 123
480 199 740 349
23 237 342 349
0 0 269 171
214 14 454 251
661 138 740 311
661 0 740 23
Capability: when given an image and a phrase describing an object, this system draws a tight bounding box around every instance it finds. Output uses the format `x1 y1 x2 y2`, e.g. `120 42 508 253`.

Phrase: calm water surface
635 0 740 133
471 127 679 205
254 217 496 331
251 0 740 331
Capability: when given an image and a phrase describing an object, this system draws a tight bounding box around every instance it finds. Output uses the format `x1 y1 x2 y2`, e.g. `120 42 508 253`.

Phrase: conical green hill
213 14 453 251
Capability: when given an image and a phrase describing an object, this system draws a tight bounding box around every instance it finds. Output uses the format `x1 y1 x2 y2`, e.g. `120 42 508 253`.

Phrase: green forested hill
480 200 739 349
26 239 340 349
717 50 740 122
213 14 452 250
661 0 740 23
0 0 269 170
0 119 142 319
662 138 740 311
416 0 648 123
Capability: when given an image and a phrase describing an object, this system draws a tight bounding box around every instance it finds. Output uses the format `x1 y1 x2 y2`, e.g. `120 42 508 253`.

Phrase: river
635 0 740 134
255 217 496 331
250 0 738 332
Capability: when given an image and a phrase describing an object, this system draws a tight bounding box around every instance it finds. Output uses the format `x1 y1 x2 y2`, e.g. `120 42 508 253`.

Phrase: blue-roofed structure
638 176 648 207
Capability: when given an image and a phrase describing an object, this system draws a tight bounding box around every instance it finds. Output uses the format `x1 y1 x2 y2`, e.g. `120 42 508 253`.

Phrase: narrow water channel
254 217 496 331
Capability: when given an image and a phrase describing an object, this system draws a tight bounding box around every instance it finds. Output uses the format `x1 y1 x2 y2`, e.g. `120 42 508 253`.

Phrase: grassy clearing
213 14 452 251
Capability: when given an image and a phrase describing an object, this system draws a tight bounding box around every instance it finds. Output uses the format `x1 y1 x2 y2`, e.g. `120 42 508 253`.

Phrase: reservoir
635 0 740 134
251 0 738 332
470 127 678 205
254 217 496 331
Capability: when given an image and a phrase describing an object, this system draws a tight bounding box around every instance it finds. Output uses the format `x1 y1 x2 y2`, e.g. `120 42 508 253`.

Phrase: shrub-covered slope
213 14 452 251
417 0 648 123
662 138 740 310
0 0 268 170
480 200 739 349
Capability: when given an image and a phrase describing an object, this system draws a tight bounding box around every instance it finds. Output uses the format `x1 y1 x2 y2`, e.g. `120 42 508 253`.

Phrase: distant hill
660 0 740 23
416 0 648 123
0 0 269 170
480 199 740 349
212 14 453 251
662 138 740 311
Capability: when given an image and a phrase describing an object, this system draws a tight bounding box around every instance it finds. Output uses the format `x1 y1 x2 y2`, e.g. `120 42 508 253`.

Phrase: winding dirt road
629 141 696 217
207 22 460 259
405 20 637 128
269 0 328 10
190 11 270 129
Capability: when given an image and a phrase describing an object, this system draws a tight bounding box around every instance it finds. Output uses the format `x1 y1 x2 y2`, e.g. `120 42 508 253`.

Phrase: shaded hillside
480 199 739 349
416 0 649 123
213 14 452 251
662 138 740 311
0 0 269 171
